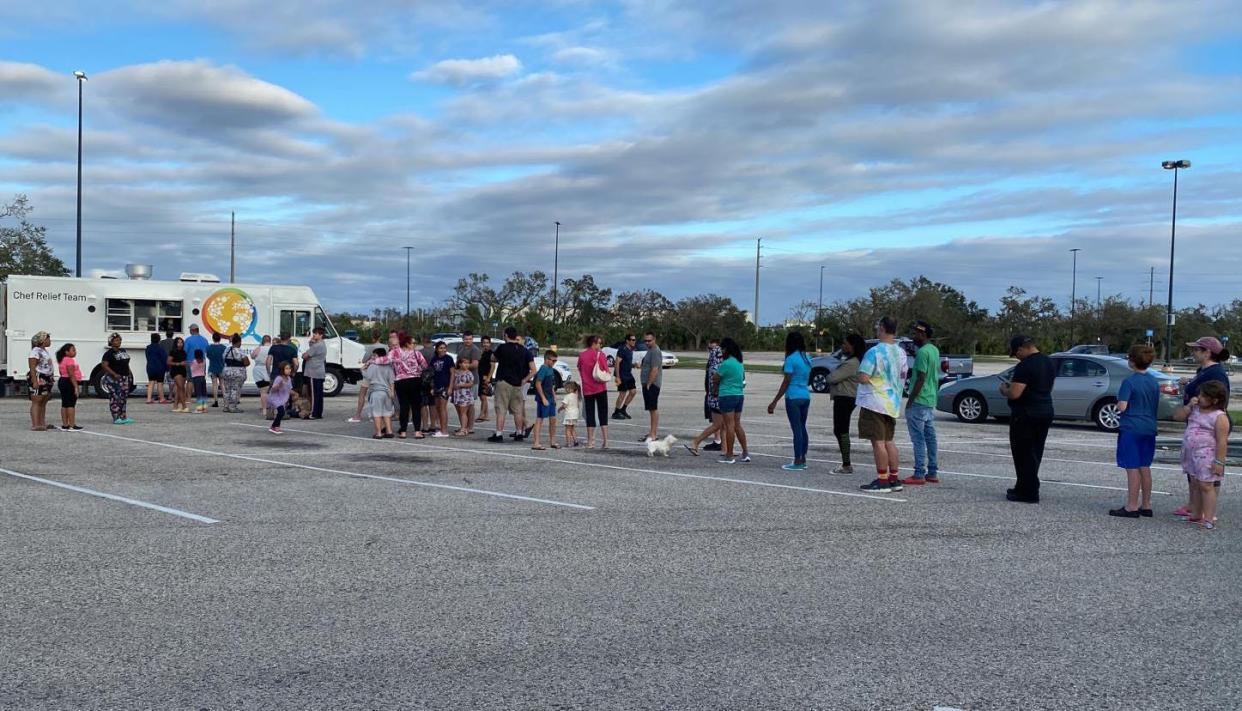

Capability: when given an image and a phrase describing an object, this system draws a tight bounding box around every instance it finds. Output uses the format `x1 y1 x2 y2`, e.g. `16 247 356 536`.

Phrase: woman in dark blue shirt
1181 336 1231 404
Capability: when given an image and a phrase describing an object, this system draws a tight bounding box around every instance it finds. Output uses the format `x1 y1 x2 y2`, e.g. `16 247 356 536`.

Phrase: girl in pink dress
1174 380 1230 529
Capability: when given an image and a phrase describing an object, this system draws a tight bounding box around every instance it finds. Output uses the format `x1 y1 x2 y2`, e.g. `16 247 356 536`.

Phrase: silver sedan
937 354 1183 431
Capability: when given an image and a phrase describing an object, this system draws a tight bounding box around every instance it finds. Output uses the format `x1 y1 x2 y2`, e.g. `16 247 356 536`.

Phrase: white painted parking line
0 466 220 524
74 430 594 511
232 423 907 503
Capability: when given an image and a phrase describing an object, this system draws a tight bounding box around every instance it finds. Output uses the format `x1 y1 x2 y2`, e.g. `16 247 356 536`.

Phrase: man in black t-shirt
265 332 300 381
488 327 536 443
1000 334 1057 503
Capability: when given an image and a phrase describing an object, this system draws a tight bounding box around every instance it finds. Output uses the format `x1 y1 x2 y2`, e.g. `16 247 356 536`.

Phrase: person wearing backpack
768 331 813 471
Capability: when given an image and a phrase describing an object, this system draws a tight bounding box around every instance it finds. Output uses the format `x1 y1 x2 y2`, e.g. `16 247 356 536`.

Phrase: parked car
808 338 972 394
936 353 1182 431
601 342 680 370
343 329 359 342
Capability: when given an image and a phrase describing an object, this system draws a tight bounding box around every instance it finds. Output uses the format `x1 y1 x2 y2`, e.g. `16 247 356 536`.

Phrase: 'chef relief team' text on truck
0 272 367 397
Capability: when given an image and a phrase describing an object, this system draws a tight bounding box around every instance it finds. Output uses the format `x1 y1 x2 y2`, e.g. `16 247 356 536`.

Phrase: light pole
403 246 413 325
1069 248 1081 345
1095 276 1103 339
552 221 560 347
1162 159 1190 365
74 70 87 277
817 265 825 352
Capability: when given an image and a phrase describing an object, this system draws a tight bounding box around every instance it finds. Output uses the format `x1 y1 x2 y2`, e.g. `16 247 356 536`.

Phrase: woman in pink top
55 343 84 430
373 333 428 439
576 334 611 448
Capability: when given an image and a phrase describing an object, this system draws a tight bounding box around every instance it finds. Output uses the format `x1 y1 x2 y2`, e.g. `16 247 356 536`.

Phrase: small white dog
646 434 678 457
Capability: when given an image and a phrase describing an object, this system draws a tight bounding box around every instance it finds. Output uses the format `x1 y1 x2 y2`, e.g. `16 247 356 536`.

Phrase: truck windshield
314 307 339 339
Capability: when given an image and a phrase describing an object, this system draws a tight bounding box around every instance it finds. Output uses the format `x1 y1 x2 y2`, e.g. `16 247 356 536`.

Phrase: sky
2 0 1241 324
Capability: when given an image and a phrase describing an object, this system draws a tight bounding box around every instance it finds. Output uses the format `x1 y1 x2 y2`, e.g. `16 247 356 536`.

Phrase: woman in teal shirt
713 337 750 464
768 331 812 471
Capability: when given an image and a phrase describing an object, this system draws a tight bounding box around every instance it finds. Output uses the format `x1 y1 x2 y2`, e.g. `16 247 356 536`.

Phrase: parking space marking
75 430 595 511
233 423 908 503
0 466 220 524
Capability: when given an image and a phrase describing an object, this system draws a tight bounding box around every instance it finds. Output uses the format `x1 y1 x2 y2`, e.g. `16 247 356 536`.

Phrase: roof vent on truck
179 272 221 283
125 264 153 280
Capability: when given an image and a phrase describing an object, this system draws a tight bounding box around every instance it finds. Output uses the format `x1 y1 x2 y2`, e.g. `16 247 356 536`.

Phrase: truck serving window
314 307 339 338
106 299 183 332
280 310 312 338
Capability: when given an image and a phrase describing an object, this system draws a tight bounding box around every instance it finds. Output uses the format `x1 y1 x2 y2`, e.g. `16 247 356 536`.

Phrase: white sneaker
347 417 362 423
432 431 450 438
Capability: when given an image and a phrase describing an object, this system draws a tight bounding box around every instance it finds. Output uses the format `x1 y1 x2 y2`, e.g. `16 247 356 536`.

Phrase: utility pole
74 70 88 277
552 221 560 348
817 265 825 353
403 246 413 323
1069 248 1081 345
753 238 762 329
1148 267 1154 308
229 211 236 283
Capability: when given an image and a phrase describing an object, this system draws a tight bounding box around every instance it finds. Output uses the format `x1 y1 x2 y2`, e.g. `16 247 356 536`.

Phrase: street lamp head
73 70 88 80
1162 159 1190 170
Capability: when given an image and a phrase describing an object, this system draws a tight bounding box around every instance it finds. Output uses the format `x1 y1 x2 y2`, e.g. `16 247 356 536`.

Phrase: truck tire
323 367 344 397
953 391 988 424
90 366 110 399
810 368 830 394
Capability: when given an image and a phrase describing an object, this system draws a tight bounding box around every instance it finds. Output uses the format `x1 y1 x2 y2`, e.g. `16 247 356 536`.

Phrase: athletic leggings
58 377 79 408
833 396 856 466
583 391 609 428
395 378 423 433
272 405 286 429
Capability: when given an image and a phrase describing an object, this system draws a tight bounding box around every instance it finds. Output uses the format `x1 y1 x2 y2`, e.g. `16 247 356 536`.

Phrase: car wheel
810 368 830 394
953 391 988 423
1093 398 1121 432
323 368 344 397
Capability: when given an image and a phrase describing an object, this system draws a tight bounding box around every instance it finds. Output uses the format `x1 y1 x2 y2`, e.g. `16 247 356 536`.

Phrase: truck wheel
953 391 988 423
1093 398 1121 432
90 366 110 398
323 368 344 397
810 368 830 394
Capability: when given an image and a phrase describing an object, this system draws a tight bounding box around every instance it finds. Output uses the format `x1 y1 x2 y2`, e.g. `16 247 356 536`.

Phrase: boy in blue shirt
1110 344 1160 518
531 351 559 451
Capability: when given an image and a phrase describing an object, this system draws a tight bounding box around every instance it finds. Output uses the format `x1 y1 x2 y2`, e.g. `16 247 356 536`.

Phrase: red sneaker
925 476 940 483
901 476 927 486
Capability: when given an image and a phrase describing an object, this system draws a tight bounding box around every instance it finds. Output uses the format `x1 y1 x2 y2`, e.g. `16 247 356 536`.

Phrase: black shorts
58 377 78 407
255 380 271 389
642 385 660 411
617 379 636 392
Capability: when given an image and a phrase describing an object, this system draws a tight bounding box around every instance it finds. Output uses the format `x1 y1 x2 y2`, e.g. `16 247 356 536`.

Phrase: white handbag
591 352 611 383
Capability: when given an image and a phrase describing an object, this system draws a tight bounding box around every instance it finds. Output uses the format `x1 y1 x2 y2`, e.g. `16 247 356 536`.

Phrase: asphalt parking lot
2 366 1238 710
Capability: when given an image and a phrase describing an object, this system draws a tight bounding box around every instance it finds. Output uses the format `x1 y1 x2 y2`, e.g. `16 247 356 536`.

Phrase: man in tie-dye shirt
857 316 908 493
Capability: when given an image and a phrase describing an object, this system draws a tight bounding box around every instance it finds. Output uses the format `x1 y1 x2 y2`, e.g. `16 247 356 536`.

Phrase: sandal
550 443 560 449
398 432 407 439
683 444 700 456
413 433 425 439
372 434 383 439
531 445 547 451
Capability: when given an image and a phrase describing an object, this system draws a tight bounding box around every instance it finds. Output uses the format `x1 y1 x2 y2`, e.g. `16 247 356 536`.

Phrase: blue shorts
537 402 557 419
718 395 744 414
1116 431 1156 469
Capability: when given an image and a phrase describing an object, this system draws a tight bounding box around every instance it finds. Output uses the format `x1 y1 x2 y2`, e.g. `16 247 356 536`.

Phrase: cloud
410 54 523 86
551 46 614 66
0 60 71 107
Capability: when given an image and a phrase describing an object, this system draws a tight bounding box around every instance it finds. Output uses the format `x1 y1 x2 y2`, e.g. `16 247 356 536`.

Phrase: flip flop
683 444 700 456
550 443 560 449
531 445 547 450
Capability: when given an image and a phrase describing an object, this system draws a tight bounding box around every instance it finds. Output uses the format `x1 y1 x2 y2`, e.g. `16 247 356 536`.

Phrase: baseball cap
1185 336 1223 354
912 320 934 337
1008 334 1034 357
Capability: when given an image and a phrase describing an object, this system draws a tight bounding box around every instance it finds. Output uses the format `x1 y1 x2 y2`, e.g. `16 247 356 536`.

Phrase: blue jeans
786 398 810 462
906 404 938 478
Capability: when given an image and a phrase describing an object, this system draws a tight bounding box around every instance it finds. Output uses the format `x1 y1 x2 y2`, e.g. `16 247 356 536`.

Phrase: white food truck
1 269 366 397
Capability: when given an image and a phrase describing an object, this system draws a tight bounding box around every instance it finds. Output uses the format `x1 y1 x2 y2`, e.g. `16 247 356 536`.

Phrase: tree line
337 273 1240 355
4 195 1235 355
